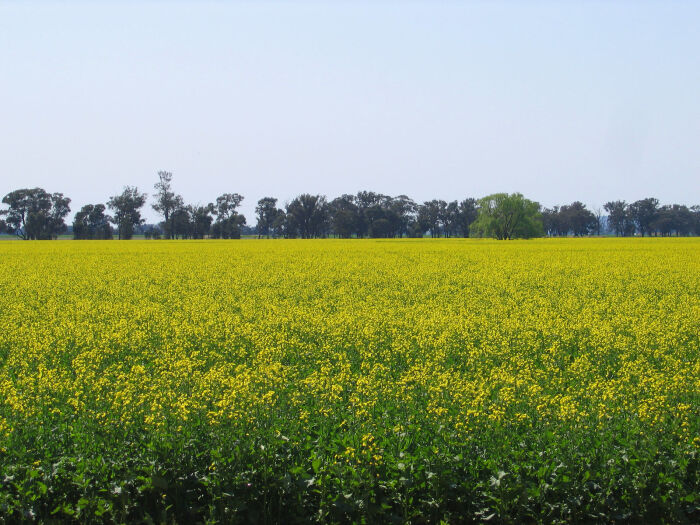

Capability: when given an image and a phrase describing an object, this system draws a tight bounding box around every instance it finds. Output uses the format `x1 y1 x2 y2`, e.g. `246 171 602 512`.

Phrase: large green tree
189 204 214 239
152 171 184 239
1 188 71 239
73 204 112 239
169 205 192 239
471 193 543 240
388 195 418 238
255 197 279 238
108 186 147 240
354 191 386 238
629 198 659 236
212 193 245 239
329 195 359 238
604 201 635 236
692 206 700 235
417 200 445 237
285 194 328 239
560 201 596 236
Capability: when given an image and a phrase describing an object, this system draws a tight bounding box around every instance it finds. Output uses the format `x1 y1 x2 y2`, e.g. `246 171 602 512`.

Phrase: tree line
1 172 699 240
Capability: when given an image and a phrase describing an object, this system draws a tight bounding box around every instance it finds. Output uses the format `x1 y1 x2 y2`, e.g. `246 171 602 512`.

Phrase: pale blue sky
1 1 698 222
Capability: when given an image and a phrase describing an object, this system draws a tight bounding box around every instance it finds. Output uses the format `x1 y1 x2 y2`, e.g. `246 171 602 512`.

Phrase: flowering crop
0 238 698 522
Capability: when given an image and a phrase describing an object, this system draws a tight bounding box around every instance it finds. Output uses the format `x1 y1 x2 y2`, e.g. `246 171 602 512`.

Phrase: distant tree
1 188 71 239
329 195 359 238
144 226 162 240
593 207 604 236
271 209 287 238
189 204 214 239
369 218 393 238
355 191 387 238
669 204 694 236
366 199 392 237
389 195 418 238
417 200 444 237
457 198 479 237
651 204 694 236
471 193 543 240
212 193 246 239
168 205 192 239
441 201 461 238
152 171 184 239
285 194 328 238
46 193 71 239
212 214 246 239
604 201 634 236
407 221 425 238
255 197 279 238
73 204 112 239
365 196 393 238
541 203 597 237
326 193 417 238
108 186 147 240
3 188 54 239
542 207 560 236
561 201 596 236
692 205 700 236
629 198 659 236
435 200 448 237
214 193 244 221
651 205 673 236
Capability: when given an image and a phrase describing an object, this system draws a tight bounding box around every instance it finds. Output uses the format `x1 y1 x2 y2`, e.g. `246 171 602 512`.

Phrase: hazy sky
1 1 698 222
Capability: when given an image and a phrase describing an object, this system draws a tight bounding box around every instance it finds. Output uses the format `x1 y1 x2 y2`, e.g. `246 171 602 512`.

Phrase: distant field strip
0 239 698 522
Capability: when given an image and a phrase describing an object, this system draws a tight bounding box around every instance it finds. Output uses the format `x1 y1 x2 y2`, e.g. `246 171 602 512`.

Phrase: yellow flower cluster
0 238 698 447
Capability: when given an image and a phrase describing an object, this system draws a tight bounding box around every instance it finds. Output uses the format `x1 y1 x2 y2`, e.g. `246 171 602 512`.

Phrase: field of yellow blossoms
0 238 698 523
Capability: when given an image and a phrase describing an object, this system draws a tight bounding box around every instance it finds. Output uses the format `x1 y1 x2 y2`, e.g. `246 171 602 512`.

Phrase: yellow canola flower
0 238 697 448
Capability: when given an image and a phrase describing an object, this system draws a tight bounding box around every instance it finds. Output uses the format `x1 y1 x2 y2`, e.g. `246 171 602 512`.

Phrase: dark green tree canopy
189 204 215 239
212 193 245 239
1 188 71 240
255 197 280 238
457 199 479 237
329 195 360 239
543 202 596 236
604 201 634 237
389 195 418 238
629 198 659 237
152 171 184 239
107 186 147 240
417 200 444 238
73 204 112 240
285 194 328 239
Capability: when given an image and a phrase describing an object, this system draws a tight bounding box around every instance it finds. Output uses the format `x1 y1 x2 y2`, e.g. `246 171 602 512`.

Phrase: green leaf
152 475 168 490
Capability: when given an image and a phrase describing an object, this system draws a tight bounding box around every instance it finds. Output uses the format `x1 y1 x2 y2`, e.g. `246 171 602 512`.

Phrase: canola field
0 238 698 523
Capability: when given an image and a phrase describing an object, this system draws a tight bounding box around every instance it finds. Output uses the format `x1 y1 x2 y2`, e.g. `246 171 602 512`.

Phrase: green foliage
256 197 282 238
285 194 329 239
471 193 543 240
0 188 71 240
107 186 147 240
211 193 246 239
1 417 697 523
73 204 112 240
